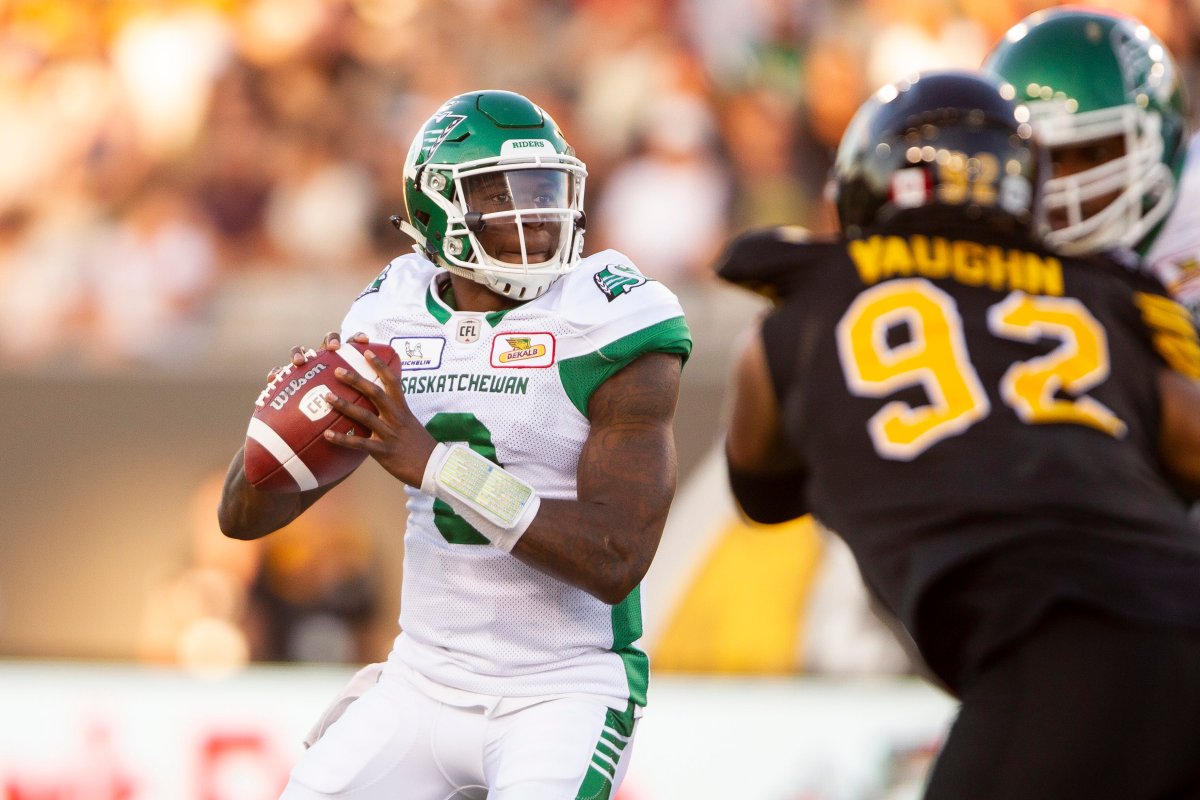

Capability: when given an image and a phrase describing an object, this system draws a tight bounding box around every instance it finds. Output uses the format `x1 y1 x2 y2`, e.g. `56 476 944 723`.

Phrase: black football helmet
833 70 1042 236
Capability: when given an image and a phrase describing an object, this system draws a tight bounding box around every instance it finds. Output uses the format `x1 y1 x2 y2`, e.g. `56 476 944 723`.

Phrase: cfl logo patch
456 319 482 344
300 386 333 421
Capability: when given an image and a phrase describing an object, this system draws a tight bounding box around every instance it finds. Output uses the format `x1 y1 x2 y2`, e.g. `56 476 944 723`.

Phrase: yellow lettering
1028 255 1063 296
987 246 1024 292
854 236 1064 296
911 236 951 279
880 236 915 280
848 237 885 284
951 241 986 286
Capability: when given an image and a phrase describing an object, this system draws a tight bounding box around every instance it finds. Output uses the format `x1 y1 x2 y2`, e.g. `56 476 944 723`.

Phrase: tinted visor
462 169 573 220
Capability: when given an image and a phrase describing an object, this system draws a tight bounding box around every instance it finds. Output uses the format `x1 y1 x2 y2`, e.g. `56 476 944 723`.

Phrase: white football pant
280 666 637 799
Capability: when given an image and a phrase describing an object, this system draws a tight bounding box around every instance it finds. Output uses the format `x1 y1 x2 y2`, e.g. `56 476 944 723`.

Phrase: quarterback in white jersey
344 248 689 710
218 90 691 800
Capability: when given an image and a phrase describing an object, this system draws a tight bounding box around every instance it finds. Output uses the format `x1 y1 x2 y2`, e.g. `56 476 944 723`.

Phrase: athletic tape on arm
421 443 540 551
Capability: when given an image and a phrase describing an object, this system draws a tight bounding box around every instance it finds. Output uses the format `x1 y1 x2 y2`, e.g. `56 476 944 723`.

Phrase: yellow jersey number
836 278 1124 461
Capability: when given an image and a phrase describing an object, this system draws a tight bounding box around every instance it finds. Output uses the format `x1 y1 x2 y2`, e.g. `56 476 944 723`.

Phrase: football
243 342 400 493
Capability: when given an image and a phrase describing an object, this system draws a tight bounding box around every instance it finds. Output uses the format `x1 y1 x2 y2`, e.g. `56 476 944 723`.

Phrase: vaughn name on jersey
340 250 692 711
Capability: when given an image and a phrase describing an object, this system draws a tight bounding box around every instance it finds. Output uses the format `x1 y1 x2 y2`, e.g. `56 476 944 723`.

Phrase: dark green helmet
396 90 587 299
984 7 1188 254
833 70 1041 236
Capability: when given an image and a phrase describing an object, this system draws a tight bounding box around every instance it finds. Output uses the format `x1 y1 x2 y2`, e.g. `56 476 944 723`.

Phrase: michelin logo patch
594 263 648 301
490 332 555 368
391 336 446 371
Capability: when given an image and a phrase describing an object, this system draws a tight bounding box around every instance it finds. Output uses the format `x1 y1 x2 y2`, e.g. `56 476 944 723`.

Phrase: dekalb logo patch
594 263 648 301
391 336 445 371
490 332 555 368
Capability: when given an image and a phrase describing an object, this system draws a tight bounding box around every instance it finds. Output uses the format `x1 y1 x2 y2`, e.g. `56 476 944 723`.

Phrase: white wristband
420 443 540 552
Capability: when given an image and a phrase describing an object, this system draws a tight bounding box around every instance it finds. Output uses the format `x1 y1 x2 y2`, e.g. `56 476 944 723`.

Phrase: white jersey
1146 130 1200 320
339 250 692 710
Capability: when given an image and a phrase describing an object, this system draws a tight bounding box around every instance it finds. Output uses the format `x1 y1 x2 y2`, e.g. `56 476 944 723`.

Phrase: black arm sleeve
727 461 809 524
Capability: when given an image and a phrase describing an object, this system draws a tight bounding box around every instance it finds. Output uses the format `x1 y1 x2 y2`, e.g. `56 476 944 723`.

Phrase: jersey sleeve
339 255 431 343
714 226 833 302
339 262 395 341
556 250 693 415
1130 285 1200 379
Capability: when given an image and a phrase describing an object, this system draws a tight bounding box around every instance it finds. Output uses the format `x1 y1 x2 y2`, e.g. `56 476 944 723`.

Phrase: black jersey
717 224 1200 691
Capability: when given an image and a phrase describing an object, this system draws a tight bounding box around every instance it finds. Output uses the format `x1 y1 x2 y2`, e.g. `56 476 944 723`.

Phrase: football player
718 70 1200 798
218 90 692 799
982 6 1200 318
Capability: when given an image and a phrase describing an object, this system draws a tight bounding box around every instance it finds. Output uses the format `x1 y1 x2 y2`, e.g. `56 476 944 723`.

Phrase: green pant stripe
601 728 628 749
592 751 618 777
573 704 640 800
575 765 614 800
596 740 620 763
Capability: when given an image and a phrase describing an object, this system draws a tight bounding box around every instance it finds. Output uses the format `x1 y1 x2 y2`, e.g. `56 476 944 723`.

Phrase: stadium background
0 0 1191 796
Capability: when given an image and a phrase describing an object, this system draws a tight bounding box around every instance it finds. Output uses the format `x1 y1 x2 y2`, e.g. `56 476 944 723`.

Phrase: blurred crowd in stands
0 0 1193 371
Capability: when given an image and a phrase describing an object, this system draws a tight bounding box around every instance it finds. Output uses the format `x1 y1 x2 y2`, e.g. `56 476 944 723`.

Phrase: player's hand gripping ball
243 342 400 492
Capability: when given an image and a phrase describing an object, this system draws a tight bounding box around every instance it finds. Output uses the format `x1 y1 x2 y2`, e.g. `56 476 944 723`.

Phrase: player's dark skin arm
515 351 682 604
217 449 343 539
1158 368 1200 500
326 347 683 605
217 334 353 540
723 318 808 523
725 319 789 473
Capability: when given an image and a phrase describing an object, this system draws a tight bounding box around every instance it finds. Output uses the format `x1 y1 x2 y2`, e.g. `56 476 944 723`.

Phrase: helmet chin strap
391 214 427 252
